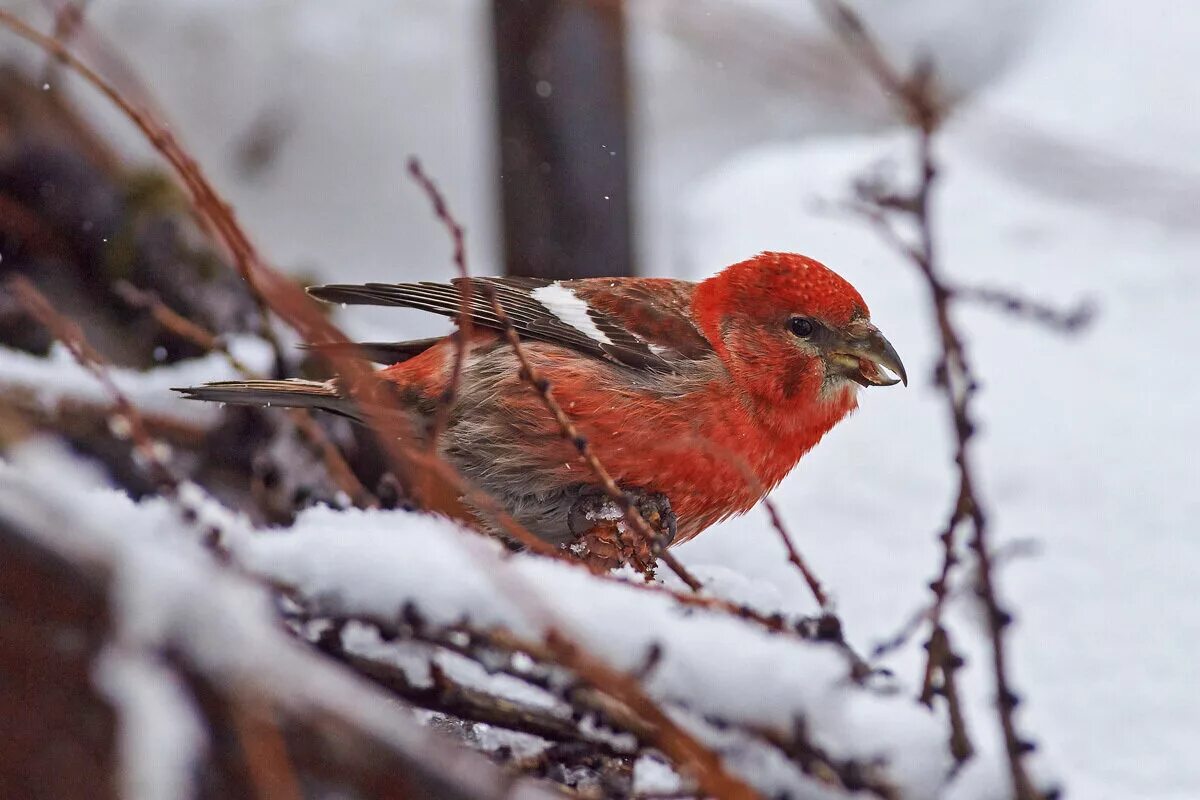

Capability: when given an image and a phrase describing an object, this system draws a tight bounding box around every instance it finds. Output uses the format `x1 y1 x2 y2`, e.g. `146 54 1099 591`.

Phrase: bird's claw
566 487 676 575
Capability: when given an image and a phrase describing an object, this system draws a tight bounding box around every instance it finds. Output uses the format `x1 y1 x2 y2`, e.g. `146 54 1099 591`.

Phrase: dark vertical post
492 0 635 279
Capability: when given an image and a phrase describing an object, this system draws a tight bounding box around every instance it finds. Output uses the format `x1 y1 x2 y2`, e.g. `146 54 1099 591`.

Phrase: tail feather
173 379 357 418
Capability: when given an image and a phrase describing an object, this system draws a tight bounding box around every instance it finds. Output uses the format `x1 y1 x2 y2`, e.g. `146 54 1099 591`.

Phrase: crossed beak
829 326 908 388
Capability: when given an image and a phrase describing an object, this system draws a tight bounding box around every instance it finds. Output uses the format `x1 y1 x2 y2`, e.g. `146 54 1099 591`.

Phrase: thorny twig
677 434 845 644
297 599 774 800
819 1 1056 795
925 625 973 763
317 623 626 754
406 157 474 448
298 603 903 800
764 496 829 611
870 537 1041 661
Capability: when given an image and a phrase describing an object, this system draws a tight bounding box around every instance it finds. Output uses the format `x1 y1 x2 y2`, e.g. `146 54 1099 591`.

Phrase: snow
234 504 957 788
0 336 274 425
1 443 958 797
94 648 207 800
0 442 558 799
633 755 682 795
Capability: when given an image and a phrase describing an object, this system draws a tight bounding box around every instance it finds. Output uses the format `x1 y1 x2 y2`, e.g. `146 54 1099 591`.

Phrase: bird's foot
566 487 676 576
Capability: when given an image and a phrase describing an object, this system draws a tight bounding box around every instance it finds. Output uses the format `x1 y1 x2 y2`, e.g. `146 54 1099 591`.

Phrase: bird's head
693 252 906 418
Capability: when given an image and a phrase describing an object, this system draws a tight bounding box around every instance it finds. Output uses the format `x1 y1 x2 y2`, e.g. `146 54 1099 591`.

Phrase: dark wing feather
298 338 443 365
307 277 711 371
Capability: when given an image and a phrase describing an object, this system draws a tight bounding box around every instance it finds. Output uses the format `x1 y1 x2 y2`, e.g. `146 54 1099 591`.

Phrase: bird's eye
788 316 814 338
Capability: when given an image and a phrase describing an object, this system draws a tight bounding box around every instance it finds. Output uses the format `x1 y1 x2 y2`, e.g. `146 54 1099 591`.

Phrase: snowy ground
3 0 1197 797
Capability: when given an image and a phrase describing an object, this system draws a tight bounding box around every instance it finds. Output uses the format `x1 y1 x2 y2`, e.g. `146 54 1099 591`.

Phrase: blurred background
2 1 1198 798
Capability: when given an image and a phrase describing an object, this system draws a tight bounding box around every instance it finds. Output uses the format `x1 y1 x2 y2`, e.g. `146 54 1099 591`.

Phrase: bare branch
406 157 474 448
948 285 1095 333
819 1 1051 795
9 276 183 494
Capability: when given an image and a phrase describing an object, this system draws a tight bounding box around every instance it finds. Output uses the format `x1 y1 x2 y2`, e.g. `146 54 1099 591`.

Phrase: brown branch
6 277 244 562
762 497 830 610
39 0 91 85
814 0 942 133
113 281 226 358
291 595 908 797
502 625 758 798
948 285 1095 333
314 623 628 755
821 2 1045 796
462 568 755 796
430 524 755 796
407 158 474 448
9 276 182 493
5 6 289 367
0 388 210 450
685 434 831 611
671 435 849 658
228 698 305 800
924 625 973 764
283 573 758 797
10 7 288 366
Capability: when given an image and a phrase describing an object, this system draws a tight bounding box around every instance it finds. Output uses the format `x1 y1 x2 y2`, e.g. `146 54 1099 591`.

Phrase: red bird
179 252 905 548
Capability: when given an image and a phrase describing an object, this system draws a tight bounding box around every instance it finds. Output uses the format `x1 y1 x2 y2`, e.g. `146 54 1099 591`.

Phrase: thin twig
406 157 474 448
362 510 756 797
764 499 829 610
949 285 1095 333
40 0 91 85
820 2 1047 796
401 158 701 590
7 276 244 562
0 10 491 518
477 282 702 590
314 621 632 755
926 625 973 763
9 276 182 492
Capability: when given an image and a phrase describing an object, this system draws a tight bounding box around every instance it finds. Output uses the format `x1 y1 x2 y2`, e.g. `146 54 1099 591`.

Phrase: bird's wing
298 338 444 365
307 277 713 372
